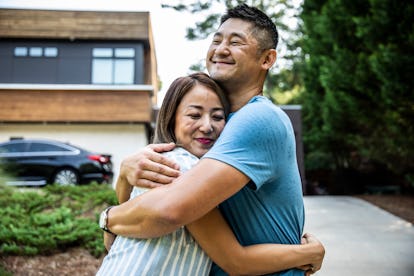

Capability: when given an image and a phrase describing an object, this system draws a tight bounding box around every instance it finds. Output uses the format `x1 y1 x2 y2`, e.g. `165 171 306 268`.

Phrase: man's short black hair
220 3 278 50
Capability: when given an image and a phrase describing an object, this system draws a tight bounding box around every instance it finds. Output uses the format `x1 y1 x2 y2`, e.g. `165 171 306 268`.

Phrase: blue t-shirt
203 96 305 276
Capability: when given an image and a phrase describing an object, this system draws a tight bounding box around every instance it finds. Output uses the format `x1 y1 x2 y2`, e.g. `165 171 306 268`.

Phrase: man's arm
187 208 325 275
107 158 249 238
116 143 180 202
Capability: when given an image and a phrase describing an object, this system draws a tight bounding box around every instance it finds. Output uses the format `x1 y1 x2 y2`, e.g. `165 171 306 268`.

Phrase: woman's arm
187 208 325 275
116 174 133 204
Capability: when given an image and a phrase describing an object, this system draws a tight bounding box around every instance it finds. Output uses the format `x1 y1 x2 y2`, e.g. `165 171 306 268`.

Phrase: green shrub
0 183 117 257
0 265 13 276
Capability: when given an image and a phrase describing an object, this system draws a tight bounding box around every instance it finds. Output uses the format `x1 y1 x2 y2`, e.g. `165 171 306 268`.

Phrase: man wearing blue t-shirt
104 4 325 275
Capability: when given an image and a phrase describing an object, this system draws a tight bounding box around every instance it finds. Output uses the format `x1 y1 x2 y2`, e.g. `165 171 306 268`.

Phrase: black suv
0 138 113 186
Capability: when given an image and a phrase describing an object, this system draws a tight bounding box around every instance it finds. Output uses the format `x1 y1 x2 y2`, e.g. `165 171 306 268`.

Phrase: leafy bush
0 183 117 257
0 265 12 276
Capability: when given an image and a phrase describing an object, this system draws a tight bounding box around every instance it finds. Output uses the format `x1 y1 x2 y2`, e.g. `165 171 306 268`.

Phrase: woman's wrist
116 174 133 203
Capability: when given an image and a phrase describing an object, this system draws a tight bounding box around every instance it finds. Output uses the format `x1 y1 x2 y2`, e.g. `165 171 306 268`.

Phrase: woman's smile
196 137 214 145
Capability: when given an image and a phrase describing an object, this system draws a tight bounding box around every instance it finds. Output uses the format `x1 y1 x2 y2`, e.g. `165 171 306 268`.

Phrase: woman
97 72 322 275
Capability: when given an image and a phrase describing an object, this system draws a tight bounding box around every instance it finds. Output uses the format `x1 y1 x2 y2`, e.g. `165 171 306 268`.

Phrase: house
0 8 159 184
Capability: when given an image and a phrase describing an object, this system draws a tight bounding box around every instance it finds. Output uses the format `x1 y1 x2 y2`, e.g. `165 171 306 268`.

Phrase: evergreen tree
301 0 414 191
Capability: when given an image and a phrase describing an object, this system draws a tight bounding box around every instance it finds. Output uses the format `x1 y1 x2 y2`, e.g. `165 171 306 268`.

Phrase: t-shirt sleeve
203 100 294 190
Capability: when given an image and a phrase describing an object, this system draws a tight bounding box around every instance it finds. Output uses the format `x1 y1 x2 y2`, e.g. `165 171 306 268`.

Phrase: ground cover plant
0 183 117 258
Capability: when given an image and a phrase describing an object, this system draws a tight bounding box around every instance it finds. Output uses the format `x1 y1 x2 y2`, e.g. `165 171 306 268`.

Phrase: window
0 143 27 154
14 47 28 56
44 47 58 57
91 47 135 84
114 59 134 84
93 48 113 57
28 143 70 153
115 48 135 58
92 59 113 84
14 46 58 58
29 47 42 57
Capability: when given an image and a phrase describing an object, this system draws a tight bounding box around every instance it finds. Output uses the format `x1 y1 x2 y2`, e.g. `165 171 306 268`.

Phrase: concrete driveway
304 196 414 276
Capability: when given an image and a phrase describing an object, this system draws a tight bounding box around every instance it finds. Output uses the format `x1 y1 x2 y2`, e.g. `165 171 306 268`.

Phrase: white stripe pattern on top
96 147 212 276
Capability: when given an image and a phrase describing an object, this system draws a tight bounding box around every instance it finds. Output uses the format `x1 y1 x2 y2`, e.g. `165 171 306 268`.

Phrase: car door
0 141 30 181
24 142 71 182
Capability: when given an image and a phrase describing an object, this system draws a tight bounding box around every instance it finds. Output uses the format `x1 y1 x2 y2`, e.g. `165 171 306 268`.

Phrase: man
102 4 324 275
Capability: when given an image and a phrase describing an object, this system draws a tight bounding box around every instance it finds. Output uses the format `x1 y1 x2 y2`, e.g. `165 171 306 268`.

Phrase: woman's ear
261 49 277 70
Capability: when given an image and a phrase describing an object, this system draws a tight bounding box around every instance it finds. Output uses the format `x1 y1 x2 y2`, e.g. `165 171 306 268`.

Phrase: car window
0 142 28 153
28 143 72 152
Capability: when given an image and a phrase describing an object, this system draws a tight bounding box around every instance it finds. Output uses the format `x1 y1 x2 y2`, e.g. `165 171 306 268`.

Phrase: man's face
206 18 262 87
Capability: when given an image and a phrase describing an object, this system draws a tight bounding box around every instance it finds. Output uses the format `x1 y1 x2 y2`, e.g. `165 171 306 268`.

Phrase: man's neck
227 87 263 112
219 75 266 112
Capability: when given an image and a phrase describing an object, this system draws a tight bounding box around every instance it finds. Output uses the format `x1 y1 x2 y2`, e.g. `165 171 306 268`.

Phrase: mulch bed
356 194 414 224
0 248 104 276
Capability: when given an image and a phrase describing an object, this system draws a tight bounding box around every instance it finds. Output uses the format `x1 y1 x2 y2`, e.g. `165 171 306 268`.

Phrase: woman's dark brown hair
152 72 230 144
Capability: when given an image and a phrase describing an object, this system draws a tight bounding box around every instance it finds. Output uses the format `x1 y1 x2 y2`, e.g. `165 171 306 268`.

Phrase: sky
0 0 226 105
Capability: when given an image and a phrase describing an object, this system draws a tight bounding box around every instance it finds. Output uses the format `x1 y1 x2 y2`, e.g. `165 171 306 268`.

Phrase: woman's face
174 84 226 158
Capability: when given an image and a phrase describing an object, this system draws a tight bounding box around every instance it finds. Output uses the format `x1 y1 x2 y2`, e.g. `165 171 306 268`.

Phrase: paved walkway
304 196 414 276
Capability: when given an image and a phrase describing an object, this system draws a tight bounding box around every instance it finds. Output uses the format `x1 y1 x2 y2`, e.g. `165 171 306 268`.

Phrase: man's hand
297 232 325 275
116 143 180 196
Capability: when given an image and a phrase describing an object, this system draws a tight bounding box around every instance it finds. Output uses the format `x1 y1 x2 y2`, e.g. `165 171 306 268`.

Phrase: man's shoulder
222 96 293 144
241 96 281 115
247 95 274 106
230 96 284 125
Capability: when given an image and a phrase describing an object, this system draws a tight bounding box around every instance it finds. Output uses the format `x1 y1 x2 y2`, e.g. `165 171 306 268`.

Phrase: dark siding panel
0 44 13 82
13 58 58 83
57 58 91 84
59 44 91 58
135 45 144 84
57 43 91 84
0 57 13 83
1 40 145 84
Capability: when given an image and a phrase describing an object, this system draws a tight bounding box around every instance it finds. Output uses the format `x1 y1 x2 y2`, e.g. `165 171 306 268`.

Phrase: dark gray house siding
0 40 144 84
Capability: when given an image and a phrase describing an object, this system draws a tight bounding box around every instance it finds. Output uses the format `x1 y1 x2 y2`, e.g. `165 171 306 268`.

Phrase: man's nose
214 41 229 55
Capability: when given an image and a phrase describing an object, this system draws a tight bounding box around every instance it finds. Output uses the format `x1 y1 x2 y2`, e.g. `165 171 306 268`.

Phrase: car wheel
53 168 79 185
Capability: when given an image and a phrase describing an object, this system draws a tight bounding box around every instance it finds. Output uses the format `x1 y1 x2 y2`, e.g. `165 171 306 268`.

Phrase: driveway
304 196 414 276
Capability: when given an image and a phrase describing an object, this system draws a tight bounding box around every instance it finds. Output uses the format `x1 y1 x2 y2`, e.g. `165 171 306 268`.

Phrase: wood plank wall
0 9 150 40
0 88 153 123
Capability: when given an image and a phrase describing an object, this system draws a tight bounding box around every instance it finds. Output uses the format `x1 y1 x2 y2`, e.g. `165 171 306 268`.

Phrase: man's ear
261 49 277 70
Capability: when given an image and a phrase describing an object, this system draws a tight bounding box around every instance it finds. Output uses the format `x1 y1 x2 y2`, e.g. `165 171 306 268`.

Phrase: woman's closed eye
188 113 201 119
212 114 225 121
